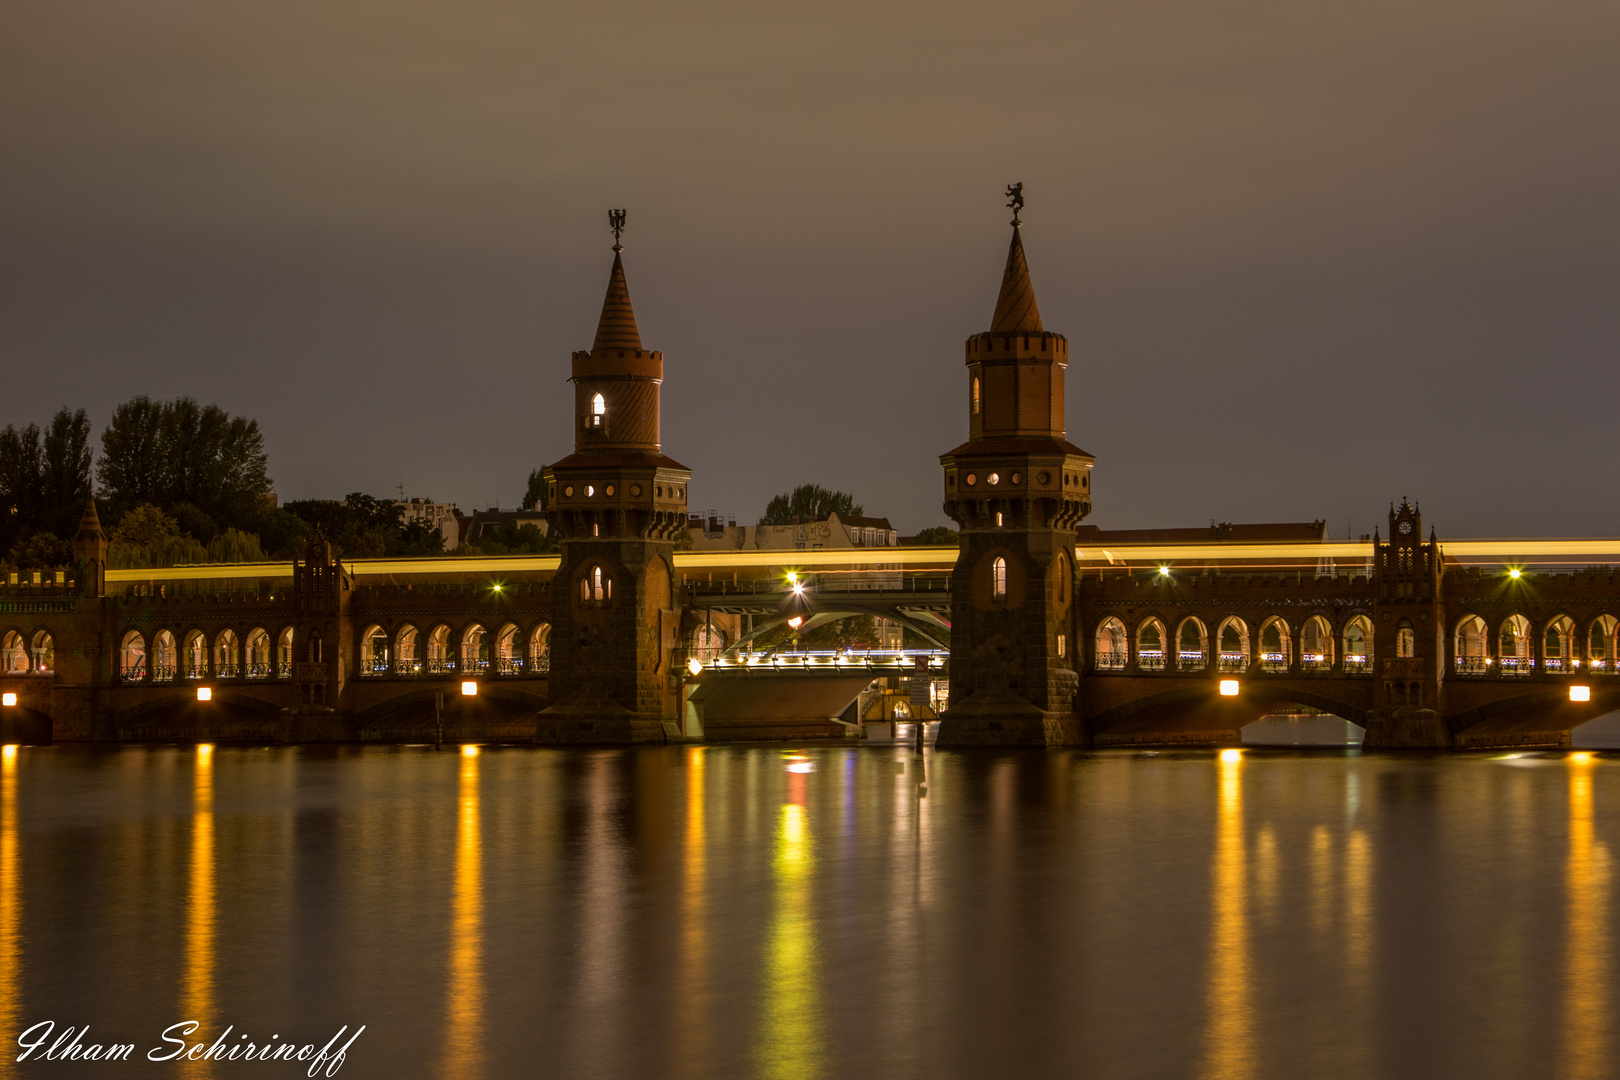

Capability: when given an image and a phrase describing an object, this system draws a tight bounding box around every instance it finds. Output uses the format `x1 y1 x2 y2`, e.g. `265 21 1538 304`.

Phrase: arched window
1136 618 1166 671
245 628 270 679
461 625 488 672
589 392 606 428
496 623 521 674
213 628 239 678
307 630 323 665
528 624 552 674
120 630 147 682
1301 616 1334 670
0 631 24 675
427 625 452 672
991 556 1007 598
1543 616 1575 673
153 630 177 683
1396 620 1416 659
1454 615 1487 673
1498 615 1531 674
1259 618 1291 672
276 626 294 678
1590 615 1619 673
1094 617 1127 671
1217 617 1249 672
182 630 208 679
1343 616 1373 672
971 376 981 415
395 625 419 674
360 625 388 676
582 566 611 603
1176 618 1207 670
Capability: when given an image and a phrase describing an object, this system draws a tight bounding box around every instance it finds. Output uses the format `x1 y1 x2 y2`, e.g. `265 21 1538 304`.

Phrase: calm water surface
0 740 1615 1079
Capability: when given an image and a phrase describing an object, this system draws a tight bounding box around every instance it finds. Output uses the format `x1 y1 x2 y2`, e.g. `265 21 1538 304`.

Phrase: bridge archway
245 627 271 679
153 630 177 683
1590 615 1619 672
1451 685 1620 748
1343 616 1372 668
1258 617 1291 670
120 630 147 682
114 689 284 741
1175 617 1208 671
355 684 550 741
721 603 948 658
1090 682 1371 747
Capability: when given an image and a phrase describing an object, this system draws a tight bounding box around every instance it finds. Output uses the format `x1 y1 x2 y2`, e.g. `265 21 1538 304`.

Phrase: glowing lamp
1219 749 1242 763
461 681 478 696
196 687 212 701
1 746 14 761
1509 568 1522 579
492 584 503 593
1219 680 1239 697
787 572 797 585
462 744 480 757
687 656 703 676
793 582 805 596
1571 685 1591 702
788 616 803 630
0 693 14 708
786 762 814 774
1158 566 1171 577
1571 751 1594 764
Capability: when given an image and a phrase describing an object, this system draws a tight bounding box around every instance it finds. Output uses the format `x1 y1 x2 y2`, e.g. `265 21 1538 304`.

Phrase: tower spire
990 226 1043 333
592 211 641 351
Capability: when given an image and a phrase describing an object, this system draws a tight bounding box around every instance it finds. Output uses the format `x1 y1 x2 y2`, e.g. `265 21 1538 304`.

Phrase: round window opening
563 485 574 497
1011 472 1022 485
988 473 1000 486
630 484 641 496
1037 471 1051 485
656 486 663 497
605 484 615 497
585 485 595 497
965 473 977 486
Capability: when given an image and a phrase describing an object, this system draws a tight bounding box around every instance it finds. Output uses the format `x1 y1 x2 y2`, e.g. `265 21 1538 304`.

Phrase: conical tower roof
72 498 103 541
990 226 1043 333
591 251 643 351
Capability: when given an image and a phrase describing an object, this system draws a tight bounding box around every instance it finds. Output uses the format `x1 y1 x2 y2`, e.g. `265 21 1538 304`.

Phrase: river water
0 739 1614 1079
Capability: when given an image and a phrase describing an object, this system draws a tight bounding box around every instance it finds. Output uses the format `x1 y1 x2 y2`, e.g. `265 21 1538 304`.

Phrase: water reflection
439 747 484 1080
756 770 822 1080
676 747 709 1078
1562 754 1610 1080
0 747 18 1079
1201 751 1252 1080
182 745 215 1080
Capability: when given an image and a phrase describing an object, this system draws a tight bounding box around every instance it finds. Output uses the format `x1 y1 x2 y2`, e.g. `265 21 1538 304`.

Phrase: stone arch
426 624 453 672
1258 616 1292 672
1301 615 1334 670
1088 682 1372 736
1135 616 1167 671
493 622 522 673
1499 614 1532 674
527 623 551 673
244 627 271 679
0 630 26 674
26 630 54 674
1589 615 1619 673
394 624 420 674
1094 616 1127 671
991 555 1008 598
1216 616 1250 672
1542 614 1576 673
1175 617 1208 671
276 625 294 678
360 624 389 676
1453 614 1488 673
181 629 208 679
460 623 489 673
153 629 178 683
213 628 239 678
1343 615 1373 672
119 629 148 682
579 564 612 605
691 621 727 666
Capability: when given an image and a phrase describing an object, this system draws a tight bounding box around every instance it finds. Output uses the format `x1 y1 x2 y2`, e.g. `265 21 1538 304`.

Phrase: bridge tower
1363 499 1450 747
284 532 353 740
935 193 1094 747
538 217 691 743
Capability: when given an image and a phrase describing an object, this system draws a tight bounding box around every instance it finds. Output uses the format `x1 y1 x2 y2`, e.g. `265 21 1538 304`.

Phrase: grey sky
3 0 1617 537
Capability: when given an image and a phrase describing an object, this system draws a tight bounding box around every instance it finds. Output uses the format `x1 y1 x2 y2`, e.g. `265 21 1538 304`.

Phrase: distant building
687 511 899 551
456 507 550 548
396 498 460 551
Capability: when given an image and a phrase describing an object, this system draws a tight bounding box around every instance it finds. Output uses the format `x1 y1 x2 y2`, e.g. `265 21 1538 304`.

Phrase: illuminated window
995 512 1003 527
1397 622 1415 658
1056 633 1067 658
971 377 981 415
592 393 605 415
583 566 611 603
991 556 1007 598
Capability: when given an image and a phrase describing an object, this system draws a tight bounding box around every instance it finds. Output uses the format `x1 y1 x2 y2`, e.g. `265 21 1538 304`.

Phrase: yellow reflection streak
1200 754 1252 1080
439 751 485 1080
675 749 709 1077
1345 831 1371 983
1561 756 1610 1080
0 747 19 1080
1309 826 1334 934
756 801 822 1080
181 745 215 1080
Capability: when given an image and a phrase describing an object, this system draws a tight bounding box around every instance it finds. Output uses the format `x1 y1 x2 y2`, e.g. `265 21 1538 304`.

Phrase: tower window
972 377 981 415
1397 622 1415 658
589 393 605 428
995 511 1003 527
581 566 612 604
991 556 1007 598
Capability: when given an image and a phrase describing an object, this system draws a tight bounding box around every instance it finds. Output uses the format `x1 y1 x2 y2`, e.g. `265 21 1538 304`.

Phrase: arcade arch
120 630 147 681
361 625 388 676
395 625 420 674
1591 615 1619 673
527 624 551 673
1 631 27 674
1343 616 1373 672
213 629 239 678
1175 617 1207 670
276 626 294 678
1543 615 1576 673
1454 615 1487 674
245 628 271 678
1259 617 1291 672
1135 617 1166 671
1216 616 1249 672
29 631 53 673
461 624 488 672
1094 617 1127 671
1499 615 1531 675
182 630 207 679
153 630 177 682
426 625 452 672
1301 616 1334 671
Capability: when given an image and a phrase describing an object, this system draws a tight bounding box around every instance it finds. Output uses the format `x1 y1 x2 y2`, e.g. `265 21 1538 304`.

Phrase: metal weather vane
1006 182 1024 227
608 208 627 251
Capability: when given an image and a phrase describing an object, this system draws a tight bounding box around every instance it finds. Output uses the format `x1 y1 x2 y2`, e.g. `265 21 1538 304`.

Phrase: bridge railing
1094 651 1127 671
703 648 948 673
686 574 953 598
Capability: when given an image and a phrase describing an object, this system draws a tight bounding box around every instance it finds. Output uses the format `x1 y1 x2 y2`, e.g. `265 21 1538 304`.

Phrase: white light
461 681 478 696
462 744 480 757
787 572 797 584
1159 566 1171 577
1219 680 1239 696
687 656 703 676
786 762 814 773
1509 568 1522 579
1571 685 1591 702
0 693 14 708
1219 749 1242 763
793 582 804 595
196 687 212 701
788 616 803 629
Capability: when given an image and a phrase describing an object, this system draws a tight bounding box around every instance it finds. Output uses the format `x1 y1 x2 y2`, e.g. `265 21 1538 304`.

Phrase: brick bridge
4 209 1618 749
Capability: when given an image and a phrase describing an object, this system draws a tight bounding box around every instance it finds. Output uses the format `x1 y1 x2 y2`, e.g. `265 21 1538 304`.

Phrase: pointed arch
182 630 208 680
527 623 551 674
120 630 148 682
245 627 271 679
1135 616 1167 671
1259 617 1292 672
1499 614 1531 675
1343 615 1373 673
1301 615 1334 670
1589 615 1619 674
152 630 177 683
394 624 419 674
1094 617 1127 671
360 624 389 676
1542 615 1576 673
213 628 239 678
1216 616 1250 672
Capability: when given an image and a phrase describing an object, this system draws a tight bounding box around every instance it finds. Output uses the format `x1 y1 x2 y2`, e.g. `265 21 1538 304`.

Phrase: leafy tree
908 526 959 546
110 505 182 548
457 523 555 556
8 532 72 570
0 408 93 550
283 493 445 559
97 396 271 531
523 469 547 511
206 528 267 563
758 484 863 526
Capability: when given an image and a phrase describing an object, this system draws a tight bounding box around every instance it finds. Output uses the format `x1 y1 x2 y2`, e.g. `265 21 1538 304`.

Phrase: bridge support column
1362 707 1452 749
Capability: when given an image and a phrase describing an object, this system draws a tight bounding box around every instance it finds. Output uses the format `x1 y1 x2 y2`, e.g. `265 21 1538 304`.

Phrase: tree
8 532 72 571
283 493 445 559
909 526 959 546
97 396 271 531
110 505 181 548
758 484 863 526
40 409 92 537
523 468 547 511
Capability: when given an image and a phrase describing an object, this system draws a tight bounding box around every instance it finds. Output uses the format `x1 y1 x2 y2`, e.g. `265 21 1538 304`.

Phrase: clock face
1398 520 1413 535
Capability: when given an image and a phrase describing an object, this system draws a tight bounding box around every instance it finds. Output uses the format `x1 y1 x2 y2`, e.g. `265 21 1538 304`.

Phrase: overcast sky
3 0 1617 537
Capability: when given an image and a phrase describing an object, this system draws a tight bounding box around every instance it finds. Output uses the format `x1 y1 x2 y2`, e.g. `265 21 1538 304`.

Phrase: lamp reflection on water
1201 750 1253 1080
0 746 18 1079
182 745 215 1080
676 748 709 1079
756 769 822 1080
440 748 485 1080
1562 753 1610 1080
